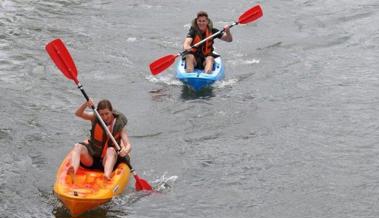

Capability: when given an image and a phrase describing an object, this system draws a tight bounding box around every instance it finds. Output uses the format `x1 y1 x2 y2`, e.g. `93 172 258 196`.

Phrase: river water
1 0 379 217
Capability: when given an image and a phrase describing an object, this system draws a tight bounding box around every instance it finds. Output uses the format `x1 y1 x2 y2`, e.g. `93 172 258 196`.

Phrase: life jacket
191 28 213 56
89 110 128 158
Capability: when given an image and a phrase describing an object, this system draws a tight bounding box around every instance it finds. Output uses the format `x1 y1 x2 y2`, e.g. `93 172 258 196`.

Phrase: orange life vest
92 122 122 158
89 111 128 158
191 28 213 56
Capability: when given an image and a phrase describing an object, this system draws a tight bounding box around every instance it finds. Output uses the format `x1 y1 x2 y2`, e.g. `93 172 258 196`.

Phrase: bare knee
103 147 117 179
73 143 86 154
73 143 93 166
185 54 196 73
73 143 84 152
205 56 214 65
103 147 117 164
106 147 117 157
204 56 214 73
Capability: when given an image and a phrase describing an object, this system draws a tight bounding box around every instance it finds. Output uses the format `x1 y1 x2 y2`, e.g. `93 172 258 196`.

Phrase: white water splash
112 172 178 206
245 59 260 64
146 74 183 86
0 0 16 12
153 172 178 192
183 23 191 29
126 37 137 42
227 58 260 66
214 78 239 89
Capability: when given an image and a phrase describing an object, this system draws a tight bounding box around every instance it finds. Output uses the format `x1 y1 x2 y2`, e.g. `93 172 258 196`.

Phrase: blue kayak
176 56 225 92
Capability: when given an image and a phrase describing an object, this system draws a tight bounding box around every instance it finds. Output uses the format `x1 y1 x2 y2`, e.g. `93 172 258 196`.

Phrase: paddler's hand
223 25 231 32
86 98 95 109
183 43 193 52
119 146 129 157
221 25 233 42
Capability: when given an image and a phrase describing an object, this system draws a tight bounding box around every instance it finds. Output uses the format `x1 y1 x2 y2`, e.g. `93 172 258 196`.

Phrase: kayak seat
183 61 216 71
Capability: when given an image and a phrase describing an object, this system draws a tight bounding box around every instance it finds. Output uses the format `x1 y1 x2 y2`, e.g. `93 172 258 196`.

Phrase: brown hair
197 11 208 18
97 99 113 111
192 10 213 33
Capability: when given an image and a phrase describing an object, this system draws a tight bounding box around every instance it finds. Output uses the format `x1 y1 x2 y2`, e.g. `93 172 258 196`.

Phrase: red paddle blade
45 38 78 83
134 174 153 191
149 54 178 75
238 4 263 24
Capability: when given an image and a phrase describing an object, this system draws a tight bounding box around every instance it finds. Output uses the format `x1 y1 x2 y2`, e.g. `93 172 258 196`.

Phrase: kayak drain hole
73 191 78 196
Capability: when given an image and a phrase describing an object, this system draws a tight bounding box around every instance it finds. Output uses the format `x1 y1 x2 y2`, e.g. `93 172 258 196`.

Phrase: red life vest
191 28 213 56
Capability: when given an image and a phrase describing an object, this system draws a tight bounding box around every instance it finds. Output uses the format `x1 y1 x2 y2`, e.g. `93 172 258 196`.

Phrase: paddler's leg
204 56 215 74
103 147 117 180
185 54 196 73
71 143 93 174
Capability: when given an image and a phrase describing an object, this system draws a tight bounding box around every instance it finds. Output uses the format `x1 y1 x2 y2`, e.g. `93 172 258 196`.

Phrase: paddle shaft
149 4 262 75
75 83 137 173
78 85 120 150
179 22 238 57
50 42 124 154
46 38 153 190
51 43 134 172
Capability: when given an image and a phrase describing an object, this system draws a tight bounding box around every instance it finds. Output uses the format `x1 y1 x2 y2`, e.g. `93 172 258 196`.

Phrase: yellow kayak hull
53 150 130 216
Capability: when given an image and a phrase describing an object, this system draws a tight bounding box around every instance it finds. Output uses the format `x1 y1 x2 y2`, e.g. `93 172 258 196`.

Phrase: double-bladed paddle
46 38 153 191
149 4 263 75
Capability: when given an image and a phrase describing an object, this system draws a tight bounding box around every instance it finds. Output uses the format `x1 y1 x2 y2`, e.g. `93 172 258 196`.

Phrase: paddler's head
194 11 213 33
97 99 114 126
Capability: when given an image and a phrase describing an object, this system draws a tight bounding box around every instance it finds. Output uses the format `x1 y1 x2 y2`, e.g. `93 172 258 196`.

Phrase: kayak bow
54 150 130 216
176 56 225 92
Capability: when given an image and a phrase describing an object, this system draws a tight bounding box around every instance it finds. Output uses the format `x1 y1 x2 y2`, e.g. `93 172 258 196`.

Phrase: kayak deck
176 56 225 92
54 150 130 216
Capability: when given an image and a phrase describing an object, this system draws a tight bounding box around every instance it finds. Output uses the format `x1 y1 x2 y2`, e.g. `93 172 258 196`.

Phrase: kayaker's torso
88 110 128 158
186 27 222 57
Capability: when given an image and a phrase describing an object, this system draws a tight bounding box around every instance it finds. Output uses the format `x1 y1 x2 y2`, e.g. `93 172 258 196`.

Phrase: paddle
149 4 263 75
46 38 153 191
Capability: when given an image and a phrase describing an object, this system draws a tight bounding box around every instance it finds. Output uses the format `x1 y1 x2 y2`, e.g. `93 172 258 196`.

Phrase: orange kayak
53 150 130 216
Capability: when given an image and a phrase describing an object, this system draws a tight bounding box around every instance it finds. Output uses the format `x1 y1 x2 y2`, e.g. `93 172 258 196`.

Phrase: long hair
191 11 213 34
97 99 113 111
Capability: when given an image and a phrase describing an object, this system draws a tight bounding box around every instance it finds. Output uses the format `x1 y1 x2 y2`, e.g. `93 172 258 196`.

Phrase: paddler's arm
220 25 233 42
119 127 131 157
183 27 195 51
183 37 194 51
75 99 95 121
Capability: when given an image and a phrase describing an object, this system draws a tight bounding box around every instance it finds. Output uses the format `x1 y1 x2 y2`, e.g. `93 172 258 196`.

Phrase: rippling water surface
1 0 379 217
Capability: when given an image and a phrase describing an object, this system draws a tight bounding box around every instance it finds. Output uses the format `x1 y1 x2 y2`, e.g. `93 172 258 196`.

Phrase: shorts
79 141 130 170
184 52 220 69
